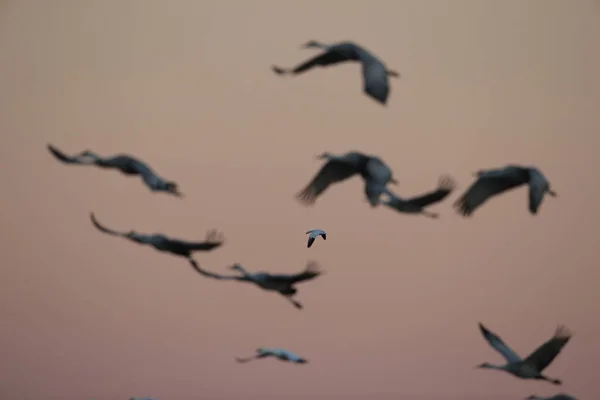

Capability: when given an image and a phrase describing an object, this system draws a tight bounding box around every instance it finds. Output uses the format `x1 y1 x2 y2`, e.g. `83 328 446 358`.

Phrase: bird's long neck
234 265 252 278
482 363 507 371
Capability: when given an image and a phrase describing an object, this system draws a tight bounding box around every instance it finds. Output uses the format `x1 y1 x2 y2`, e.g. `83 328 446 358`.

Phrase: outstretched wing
403 175 456 207
454 168 528 216
297 160 359 205
478 322 522 364
89 212 129 237
267 261 323 285
274 50 350 75
188 260 245 281
170 230 225 252
47 144 90 164
528 168 550 214
523 325 572 372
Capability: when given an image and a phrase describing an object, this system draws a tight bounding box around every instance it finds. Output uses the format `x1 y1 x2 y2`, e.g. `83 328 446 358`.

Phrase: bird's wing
361 61 390 105
286 50 351 74
297 160 360 205
478 322 522 363
320 232 326 240
189 261 245 281
403 175 456 207
307 236 315 248
454 174 526 216
89 212 129 237
169 230 225 251
527 169 549 214
47 144 91 164
523 325 572 372
267 261 323 284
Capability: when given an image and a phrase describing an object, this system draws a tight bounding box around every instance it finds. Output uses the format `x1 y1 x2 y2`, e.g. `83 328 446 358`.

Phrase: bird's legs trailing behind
235 353 268 363
386 69 400 78
281 294 303 309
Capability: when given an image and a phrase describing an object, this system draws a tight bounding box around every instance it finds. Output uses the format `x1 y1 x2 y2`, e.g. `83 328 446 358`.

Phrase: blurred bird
47 143 183 197
306 229 326 248
382 175 456 218
89 212 224 265
526 395 577 400
190 260 322 309
454 165 556 216
236 347 308 364
297 151 397 207
272 40 400 105
476 322 572 385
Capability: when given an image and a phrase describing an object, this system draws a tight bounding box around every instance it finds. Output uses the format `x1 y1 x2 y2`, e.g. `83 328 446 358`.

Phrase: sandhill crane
89 213 224 264
476 322 572 385
297 151 398 207
272 40 400 105
235 347 308 364
47 143 183 197
526 394 577 400
189 260 322 309
454 165 556 216
382 175 456 218
306 229 326 248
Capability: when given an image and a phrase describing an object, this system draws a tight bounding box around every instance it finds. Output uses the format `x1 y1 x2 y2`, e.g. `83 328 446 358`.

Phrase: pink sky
1 1 599 399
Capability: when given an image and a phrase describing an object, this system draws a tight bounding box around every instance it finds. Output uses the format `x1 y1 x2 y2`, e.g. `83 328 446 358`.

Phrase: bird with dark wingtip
454 164 557 216
476 322 572 385
297 151 398 207
190 260 322 310
47 143 183 197
272 40 400 105
89 212 224 265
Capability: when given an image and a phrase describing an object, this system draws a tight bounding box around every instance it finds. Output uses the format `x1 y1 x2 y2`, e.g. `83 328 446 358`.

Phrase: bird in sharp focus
189 260 322 309
272 40 400 105
306 229 326 248
476 322 572 385
89 212 224 265
296 151 398 207
382 175 456 218
47 143 183 197
235 347 308 364
454 165 556 216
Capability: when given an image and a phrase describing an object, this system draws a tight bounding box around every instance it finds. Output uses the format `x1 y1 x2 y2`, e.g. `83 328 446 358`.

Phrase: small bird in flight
306 229 326 248
235 347 308 364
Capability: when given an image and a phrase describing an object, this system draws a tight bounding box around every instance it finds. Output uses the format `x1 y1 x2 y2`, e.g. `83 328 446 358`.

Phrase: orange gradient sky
1 1 599 399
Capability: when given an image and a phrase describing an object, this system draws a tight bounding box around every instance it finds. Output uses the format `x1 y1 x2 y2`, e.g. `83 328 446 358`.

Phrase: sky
0 0 599 399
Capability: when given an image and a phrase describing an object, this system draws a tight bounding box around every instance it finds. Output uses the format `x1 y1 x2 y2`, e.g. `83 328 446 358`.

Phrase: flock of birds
45 39 573 400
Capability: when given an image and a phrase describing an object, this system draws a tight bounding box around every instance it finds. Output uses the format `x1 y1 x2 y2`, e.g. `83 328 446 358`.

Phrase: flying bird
306 229 326 248
454 165 556 216
47 143 183 197
272 40 400 105
476 322 572 385
235 347 308 364
526 395 577 400
89 212 224 264
190 260 322 309
382 175 456 218
297 151 397 207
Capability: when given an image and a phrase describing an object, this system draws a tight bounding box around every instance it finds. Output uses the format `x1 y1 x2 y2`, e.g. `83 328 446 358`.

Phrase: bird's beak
548 190 557 197
390 178 398 185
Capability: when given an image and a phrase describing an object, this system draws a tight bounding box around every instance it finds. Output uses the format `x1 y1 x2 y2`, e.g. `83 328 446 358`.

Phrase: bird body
526 394 577 400
454 165 556 216
297 151 397 207
306 229 326 248
236 347 308 364
47 144 182 196
190 261 322 309
272 40 400 105
476 322 572 385
89 213 224 262
383 175 456 218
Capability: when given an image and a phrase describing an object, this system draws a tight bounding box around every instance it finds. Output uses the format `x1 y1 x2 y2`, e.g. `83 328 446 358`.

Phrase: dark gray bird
236 347 308 364
272 40 400 105
47 143 182 197
89 212 224 264
454 165 557 216
476 322 572 385
306 229 326 248
526 395 577 400
382 175 456 218
189 260 322 309
297 151 398 207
